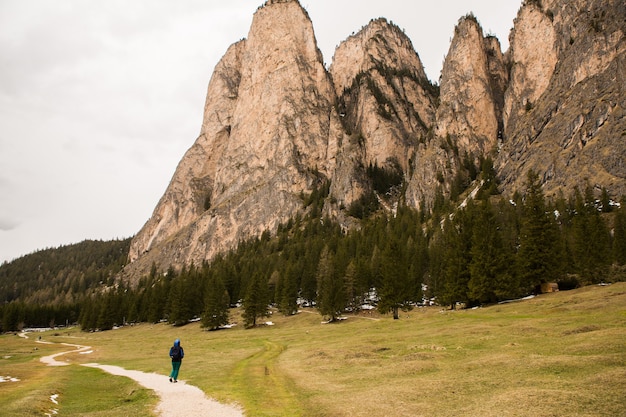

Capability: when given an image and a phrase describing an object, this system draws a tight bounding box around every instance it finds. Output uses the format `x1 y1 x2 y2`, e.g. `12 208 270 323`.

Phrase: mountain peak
127 0 338 275
125 0 626 279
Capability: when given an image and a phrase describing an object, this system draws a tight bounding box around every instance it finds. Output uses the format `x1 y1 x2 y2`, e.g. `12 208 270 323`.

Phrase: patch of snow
0 375 21 383
498 294 536 304
22 327 54 333
79 350 93 354
44 394 60 417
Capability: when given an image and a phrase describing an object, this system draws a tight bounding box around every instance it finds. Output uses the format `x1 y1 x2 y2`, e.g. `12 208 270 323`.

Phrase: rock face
497 0 626 197
128 0 340 272
436 15 507 158
125 0 626 278
406 15 507 211
328 18 437 211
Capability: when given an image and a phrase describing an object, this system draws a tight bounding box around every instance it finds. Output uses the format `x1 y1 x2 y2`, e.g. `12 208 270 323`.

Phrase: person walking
169 338 184 382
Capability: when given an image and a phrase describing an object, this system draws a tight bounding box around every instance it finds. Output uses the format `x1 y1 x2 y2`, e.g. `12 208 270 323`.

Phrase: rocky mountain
128 0 341 272
498 0 626 198
124 0 625 280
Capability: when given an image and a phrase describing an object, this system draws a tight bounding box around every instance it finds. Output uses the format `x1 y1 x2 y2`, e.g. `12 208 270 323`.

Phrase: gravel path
83 363 243 417
34 336 244 417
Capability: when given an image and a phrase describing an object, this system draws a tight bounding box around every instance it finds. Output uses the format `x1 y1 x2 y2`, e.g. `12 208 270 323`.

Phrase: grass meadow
1 282 625 416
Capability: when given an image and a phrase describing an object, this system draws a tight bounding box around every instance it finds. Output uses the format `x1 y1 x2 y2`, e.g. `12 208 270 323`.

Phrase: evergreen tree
300 249 319 305
96 293 116 331
242 272 270 328
570 187 611 283
468 200 515 303
126 293 139 324
168 274 193 326
495 197 522 291
202 273 230 330
145 279 168 324
437 206 473 308
613 198 626 265
517 170 559 292
600 187 612 213
478 156 499 198
278 264 299 316
408 227 429 302
377 237 413 319
78 297 98 331
2 302 24 332
316 247 346 322
343 260 360 312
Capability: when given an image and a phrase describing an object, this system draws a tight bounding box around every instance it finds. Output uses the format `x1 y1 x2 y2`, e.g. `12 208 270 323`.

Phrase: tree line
0 239 130 331
2 170 625 332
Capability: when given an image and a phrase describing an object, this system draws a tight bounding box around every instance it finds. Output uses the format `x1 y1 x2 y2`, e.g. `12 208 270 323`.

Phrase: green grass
59 366 157 416
2 283 625 416
0 335 157 416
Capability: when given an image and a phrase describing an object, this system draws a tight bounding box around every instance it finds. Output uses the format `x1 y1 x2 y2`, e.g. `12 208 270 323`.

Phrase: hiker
169 338 184 382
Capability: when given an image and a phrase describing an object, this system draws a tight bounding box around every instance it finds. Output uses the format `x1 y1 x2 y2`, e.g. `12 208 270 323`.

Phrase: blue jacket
169 339 184 362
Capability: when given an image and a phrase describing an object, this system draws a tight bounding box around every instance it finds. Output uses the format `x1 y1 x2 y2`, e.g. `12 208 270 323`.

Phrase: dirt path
83 363 243 417
38 340 93 366
31 334 244 417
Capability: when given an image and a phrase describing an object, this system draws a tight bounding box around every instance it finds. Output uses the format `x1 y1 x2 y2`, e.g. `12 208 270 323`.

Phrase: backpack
171 345 182 360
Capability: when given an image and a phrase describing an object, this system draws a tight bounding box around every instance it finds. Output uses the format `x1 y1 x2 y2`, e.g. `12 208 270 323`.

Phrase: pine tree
407 227 429 302
343 260 360 312
96 293 115 331
437 206 473 308
316 246 346 322
300 248 319 306
377 237 413 319
517 170 559 292
202 273 230 330
570 186 611 283
468 200 514 303
168 275 193 326
78 297 98 331
613 197 626 265
2 302 24 332
278 264 299 316
242 272 270 328
145 279 168 324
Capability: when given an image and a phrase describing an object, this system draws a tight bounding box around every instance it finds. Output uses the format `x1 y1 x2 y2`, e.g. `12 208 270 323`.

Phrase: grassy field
1 283 625 416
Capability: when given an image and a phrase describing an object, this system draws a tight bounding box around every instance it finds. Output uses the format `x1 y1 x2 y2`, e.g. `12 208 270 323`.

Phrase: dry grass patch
3 283 625 416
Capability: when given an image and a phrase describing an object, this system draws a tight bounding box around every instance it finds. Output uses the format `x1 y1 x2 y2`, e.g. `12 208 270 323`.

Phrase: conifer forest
1 168 625 332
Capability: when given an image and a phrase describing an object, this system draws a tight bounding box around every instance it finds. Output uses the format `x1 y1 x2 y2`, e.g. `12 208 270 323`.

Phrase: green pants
170 361 182 380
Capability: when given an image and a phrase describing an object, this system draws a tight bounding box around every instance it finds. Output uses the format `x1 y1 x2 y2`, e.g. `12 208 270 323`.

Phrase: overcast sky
0 0 521 263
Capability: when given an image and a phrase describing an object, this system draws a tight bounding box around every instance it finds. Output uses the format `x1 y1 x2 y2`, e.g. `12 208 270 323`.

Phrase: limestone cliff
128 0 340 275
328 18 437 214
406 14 507 211
436 15 507 158
125 0 626 278
497 0 626 197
